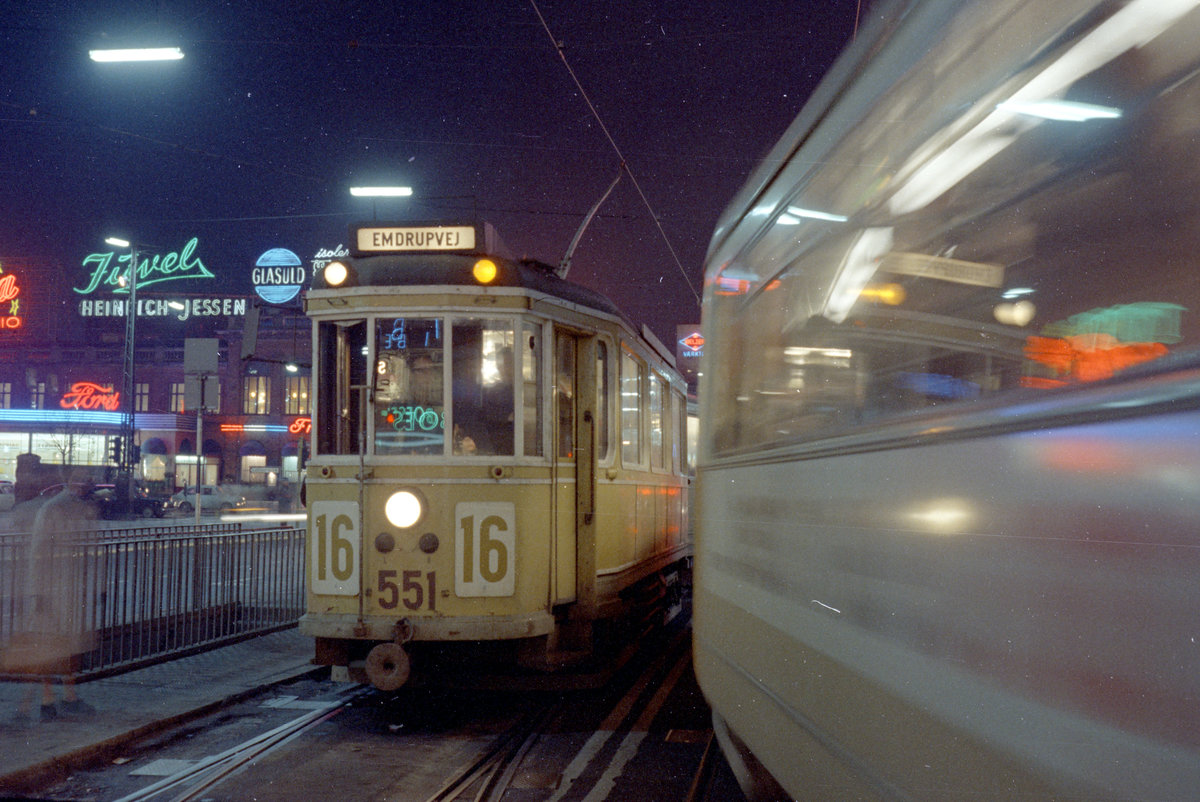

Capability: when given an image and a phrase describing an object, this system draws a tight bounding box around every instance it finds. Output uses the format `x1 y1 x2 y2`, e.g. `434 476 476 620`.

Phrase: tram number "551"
377 570 435 611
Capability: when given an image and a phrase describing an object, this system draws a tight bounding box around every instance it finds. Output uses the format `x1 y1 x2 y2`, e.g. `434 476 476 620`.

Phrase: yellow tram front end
300 223 691 689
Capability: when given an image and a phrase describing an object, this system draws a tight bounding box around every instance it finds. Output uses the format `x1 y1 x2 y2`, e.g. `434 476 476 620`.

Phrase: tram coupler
363 619 415 691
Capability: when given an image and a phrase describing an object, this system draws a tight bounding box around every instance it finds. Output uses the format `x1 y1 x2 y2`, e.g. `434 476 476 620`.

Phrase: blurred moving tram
300 223 691 690
694 0 1200 798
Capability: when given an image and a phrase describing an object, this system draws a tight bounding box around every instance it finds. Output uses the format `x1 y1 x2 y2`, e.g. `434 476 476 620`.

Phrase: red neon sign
0 274 18 305
59 382 121 411
0 272 22 330
289 417 312 434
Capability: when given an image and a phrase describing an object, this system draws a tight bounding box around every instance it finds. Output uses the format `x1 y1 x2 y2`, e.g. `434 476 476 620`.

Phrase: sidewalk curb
0 664 327 794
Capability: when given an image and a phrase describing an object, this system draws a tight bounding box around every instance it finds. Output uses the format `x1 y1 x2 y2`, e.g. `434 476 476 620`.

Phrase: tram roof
313 251 629 322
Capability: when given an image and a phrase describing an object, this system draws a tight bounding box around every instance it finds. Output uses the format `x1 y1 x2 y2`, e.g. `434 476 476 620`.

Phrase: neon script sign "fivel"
75 237 215 295
59 382 121 411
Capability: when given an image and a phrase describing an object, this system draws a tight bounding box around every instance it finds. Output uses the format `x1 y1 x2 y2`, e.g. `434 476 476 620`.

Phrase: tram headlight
324 260 350 287
472 259 498 284
385 489 425 528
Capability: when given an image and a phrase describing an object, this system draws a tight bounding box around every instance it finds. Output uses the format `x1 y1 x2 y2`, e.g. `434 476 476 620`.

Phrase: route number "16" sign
455 502 516 597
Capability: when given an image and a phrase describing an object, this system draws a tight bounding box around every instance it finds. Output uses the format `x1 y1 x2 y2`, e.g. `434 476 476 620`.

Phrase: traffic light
109 436 123 465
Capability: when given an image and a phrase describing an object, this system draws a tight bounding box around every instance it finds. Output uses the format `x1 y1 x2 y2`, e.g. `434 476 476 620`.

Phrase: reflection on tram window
374 318 444 455
705 0 1200 455
453 319 515 456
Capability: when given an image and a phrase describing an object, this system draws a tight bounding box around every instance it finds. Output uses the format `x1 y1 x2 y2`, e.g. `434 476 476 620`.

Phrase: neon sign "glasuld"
75 237 215 295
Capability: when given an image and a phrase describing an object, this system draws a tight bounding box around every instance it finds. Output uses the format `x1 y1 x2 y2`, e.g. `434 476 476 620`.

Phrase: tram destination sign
356 225 476 254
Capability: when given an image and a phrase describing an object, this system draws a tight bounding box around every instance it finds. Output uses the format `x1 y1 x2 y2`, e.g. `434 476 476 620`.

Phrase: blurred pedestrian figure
1 476 97 724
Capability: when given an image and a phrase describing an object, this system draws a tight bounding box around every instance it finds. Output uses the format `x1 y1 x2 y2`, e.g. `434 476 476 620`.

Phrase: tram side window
707 5 1200 455
620 350 644 467
374 318 445 455
453 319 515 456
556 336 576 459
522 323 543 458
316 320 367 456
672 390 685 475
649 375 665 471
595 341 610 462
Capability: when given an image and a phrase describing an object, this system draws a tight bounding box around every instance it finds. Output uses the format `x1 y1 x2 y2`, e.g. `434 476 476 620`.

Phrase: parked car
38 482 168 519
169 486 246 514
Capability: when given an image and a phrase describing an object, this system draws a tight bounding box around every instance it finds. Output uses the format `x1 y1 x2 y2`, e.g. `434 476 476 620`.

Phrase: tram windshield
317 315 534 458
374 318 445 455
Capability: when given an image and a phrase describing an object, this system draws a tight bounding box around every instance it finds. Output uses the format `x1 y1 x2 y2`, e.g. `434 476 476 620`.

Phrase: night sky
1 1 862 345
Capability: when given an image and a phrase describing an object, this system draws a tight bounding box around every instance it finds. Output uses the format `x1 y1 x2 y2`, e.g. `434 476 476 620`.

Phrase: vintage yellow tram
299 222 690 689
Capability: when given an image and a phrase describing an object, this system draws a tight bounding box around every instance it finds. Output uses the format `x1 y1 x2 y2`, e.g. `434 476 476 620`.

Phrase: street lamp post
105 236 139 504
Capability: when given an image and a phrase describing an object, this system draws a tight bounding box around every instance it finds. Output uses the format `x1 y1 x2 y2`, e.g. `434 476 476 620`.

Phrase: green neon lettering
75 237 215 295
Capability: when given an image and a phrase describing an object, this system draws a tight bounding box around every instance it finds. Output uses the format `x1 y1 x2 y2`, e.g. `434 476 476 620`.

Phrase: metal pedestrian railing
0 524 305 681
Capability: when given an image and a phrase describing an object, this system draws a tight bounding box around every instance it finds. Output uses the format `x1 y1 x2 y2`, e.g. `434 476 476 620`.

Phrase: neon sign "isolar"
59 382 121 411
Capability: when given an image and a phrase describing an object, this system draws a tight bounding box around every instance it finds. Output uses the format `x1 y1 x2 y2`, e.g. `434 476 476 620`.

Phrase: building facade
0 239 317 493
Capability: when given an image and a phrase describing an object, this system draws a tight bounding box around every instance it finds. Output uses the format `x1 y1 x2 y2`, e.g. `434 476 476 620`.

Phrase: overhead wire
527 0 701 307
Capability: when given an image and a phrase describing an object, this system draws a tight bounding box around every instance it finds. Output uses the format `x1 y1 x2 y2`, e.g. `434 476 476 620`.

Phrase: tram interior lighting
473 259 498 284
325 261 350 286
997 100 1121 122
824 227 892 323
385 490 424 528
779 206 850 224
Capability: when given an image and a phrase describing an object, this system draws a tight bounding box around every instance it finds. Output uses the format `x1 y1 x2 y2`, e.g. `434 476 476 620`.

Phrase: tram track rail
423 702 559 802
70 618 727 802
422 623 703 802
111 685 370 802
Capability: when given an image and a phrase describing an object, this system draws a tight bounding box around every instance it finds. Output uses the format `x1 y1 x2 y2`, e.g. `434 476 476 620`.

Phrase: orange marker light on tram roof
473 259 498 284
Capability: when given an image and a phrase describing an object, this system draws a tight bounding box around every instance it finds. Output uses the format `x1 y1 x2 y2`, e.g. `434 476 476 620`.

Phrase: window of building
0 382 11 409
135 382 149 413
30 381 44 410
170 382 186 413
243 375 270 415
240 454 267 483
285 375 310 415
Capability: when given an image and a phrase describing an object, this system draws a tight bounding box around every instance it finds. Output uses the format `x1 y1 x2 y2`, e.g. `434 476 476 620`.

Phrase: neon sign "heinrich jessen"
75 237 214 295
